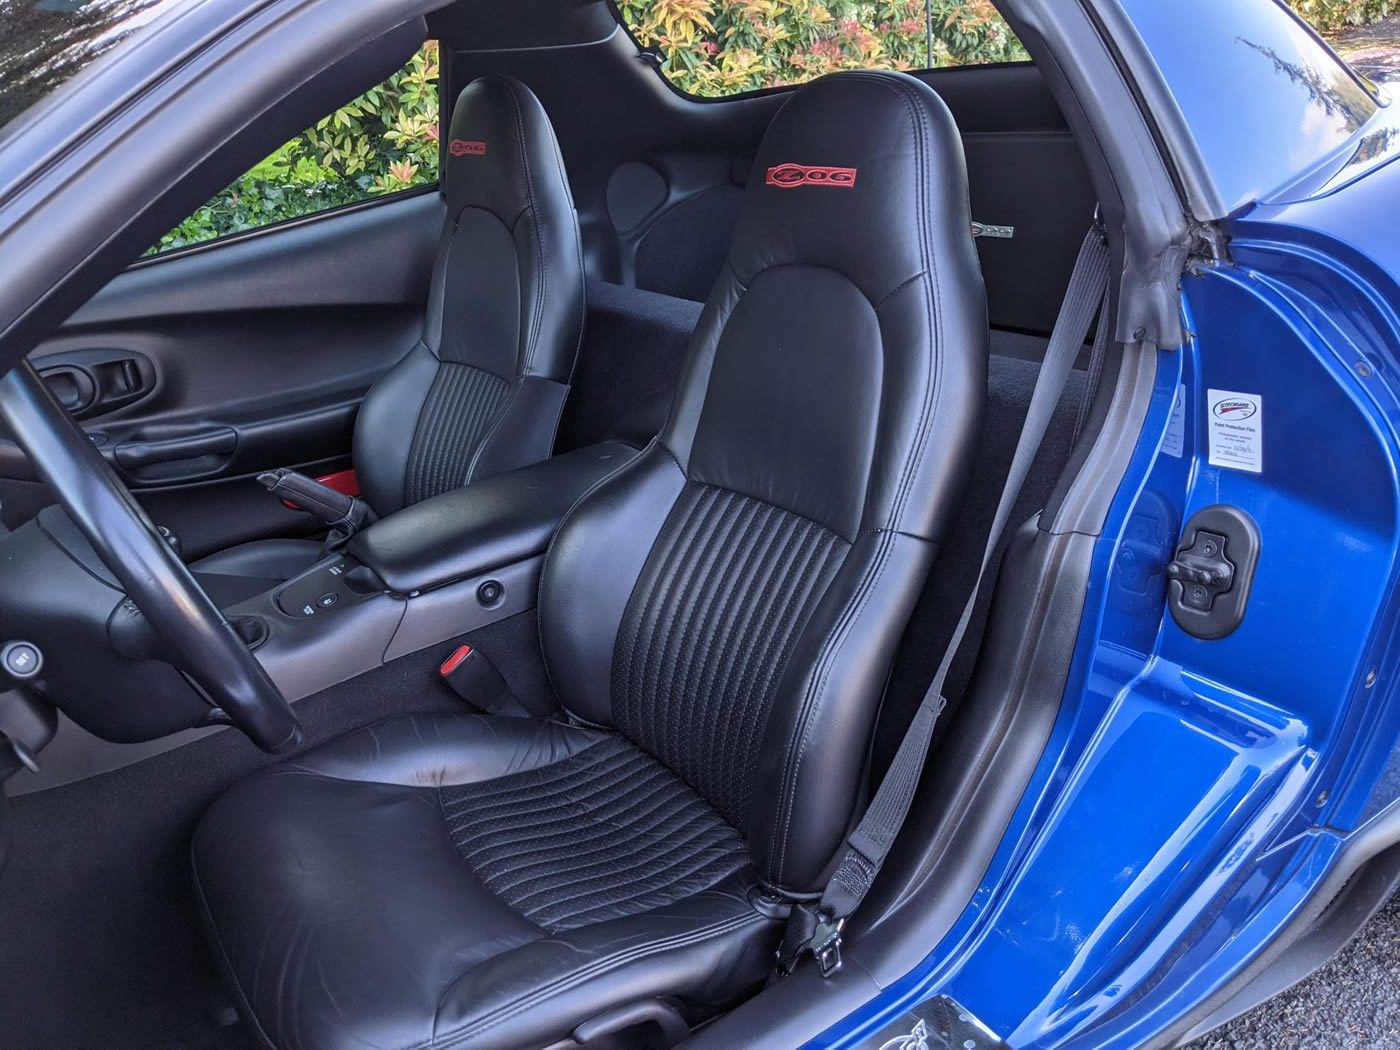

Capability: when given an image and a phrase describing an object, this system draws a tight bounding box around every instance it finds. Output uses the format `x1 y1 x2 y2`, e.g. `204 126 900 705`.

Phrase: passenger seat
192 74 584 605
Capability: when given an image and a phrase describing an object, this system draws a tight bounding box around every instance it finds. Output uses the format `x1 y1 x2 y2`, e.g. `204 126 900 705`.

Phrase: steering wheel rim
0 362 301 753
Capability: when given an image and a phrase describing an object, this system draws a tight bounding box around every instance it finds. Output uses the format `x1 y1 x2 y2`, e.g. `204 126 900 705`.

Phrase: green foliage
617 0 1027 97
1287 0 1397 33
151 42 440 255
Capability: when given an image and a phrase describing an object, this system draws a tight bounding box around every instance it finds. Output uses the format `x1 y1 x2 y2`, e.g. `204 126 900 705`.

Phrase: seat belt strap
1073 280 1113 445
777 220 1111 978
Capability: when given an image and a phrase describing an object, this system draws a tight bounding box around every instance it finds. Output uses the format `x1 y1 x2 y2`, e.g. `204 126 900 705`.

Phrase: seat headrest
443 75 573 222
731 70 972 305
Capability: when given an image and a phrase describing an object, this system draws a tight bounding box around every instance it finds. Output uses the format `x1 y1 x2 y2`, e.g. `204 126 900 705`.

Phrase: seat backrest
540 71 987 895
354 75 583 516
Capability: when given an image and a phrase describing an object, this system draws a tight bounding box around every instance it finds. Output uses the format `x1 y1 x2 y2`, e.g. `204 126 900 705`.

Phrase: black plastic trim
127 182 441 270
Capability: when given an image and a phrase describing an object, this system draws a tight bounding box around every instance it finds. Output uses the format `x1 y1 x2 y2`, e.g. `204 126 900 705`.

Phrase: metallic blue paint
1117 0 1381 214
808 69 1400 1050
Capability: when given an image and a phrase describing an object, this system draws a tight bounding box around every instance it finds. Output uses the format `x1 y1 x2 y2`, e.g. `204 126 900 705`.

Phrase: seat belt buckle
811 915 845 977
438 644 532 716
439 645 508 708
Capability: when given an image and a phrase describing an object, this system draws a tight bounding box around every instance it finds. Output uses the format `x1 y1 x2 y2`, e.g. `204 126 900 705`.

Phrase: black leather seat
192 71 987 1050
192 74 584 604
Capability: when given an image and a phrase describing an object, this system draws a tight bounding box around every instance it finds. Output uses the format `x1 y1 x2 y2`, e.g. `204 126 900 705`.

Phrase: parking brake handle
258 468 375 536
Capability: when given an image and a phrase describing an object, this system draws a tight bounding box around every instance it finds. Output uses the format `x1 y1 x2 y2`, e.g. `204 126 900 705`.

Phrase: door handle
34 350 154 420
38 366 96 415
114 427 236 481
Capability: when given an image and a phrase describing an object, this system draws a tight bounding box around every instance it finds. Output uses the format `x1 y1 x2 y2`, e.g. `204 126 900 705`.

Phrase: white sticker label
1163 383 1186 458
1207 388 1263 473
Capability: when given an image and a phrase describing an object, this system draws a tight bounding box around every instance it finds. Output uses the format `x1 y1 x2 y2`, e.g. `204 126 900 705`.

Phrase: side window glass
149 41 440 255
617 1 1028 98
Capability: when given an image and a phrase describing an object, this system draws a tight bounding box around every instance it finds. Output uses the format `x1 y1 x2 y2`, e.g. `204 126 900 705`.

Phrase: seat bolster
751 530 937 892
193 762 545 1050
463 374 570 484
539 444 687 726
286 710 609 788
511 133 585 387
433 876 777 1050
354 341 442 517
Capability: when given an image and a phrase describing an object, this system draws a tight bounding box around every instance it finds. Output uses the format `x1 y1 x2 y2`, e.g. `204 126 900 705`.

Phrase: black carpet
0 611 548 1050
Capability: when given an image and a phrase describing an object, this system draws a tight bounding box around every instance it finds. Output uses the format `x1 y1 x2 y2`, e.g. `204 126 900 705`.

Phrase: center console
224 441 637 702
0 440 638 794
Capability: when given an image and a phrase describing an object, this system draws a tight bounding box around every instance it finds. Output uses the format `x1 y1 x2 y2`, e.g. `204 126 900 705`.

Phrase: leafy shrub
1288 0 1397 33
617 0 1027 97
618 0 1395 98
151 42 440 255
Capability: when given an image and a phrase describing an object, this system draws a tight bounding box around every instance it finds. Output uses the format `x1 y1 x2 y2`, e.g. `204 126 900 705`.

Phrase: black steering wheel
0 362 301 753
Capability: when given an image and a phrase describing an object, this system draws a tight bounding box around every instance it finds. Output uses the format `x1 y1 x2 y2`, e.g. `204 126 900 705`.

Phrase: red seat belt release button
440 644 474 677
438 645 510 712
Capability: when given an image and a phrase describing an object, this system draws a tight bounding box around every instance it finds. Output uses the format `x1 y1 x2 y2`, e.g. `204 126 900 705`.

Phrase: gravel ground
1183 896 1400 1049
1329 13 1400 83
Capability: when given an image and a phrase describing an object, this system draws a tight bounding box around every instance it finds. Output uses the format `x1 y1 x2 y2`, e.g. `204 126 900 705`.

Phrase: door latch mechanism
1166 505 1260 640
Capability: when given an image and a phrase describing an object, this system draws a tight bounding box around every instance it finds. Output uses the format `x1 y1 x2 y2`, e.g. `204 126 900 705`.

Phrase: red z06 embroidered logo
766 163 858 188
450 139 487 157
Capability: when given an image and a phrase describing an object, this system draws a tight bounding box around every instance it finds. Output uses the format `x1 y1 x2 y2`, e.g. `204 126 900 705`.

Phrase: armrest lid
348 442 638 594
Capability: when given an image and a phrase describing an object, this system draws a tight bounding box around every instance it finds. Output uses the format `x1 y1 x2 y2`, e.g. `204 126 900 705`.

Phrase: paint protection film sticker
1207 388 1263 473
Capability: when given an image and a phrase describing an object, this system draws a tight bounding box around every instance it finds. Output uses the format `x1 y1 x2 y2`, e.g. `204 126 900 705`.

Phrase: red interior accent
765 163 858 188
439 644 473 676
316 469 360 497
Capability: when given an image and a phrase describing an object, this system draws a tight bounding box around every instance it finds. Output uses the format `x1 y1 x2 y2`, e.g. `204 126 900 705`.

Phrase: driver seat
192 71 987 1050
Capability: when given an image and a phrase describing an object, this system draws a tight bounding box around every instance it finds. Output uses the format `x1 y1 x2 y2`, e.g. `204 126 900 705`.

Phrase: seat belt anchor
812 915 845 977
775 907 844 978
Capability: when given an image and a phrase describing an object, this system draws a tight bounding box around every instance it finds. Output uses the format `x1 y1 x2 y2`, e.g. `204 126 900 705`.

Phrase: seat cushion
192 713 780 1050
190 537 323 607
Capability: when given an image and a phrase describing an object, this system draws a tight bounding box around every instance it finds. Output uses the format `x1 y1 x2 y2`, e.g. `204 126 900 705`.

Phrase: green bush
1288 0 1396 33
618 0 1026 97
150 42 440 254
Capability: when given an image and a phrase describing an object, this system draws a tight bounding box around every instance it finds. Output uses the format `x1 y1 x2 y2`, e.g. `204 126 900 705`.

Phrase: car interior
0 2 1124 1048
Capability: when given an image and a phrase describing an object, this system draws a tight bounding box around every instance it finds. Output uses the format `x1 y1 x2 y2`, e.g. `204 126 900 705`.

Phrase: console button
317 593 339 609
2 641 43 679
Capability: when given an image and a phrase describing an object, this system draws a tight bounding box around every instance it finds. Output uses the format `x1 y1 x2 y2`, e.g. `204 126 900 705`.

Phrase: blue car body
2 0 1398 1046
813 2 1400 1047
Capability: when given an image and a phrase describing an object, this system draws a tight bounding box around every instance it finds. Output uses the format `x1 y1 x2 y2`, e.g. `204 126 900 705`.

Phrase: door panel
3 190 444 558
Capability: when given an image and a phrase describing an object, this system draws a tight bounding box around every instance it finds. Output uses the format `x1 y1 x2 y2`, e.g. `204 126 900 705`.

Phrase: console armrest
347 442 638 594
